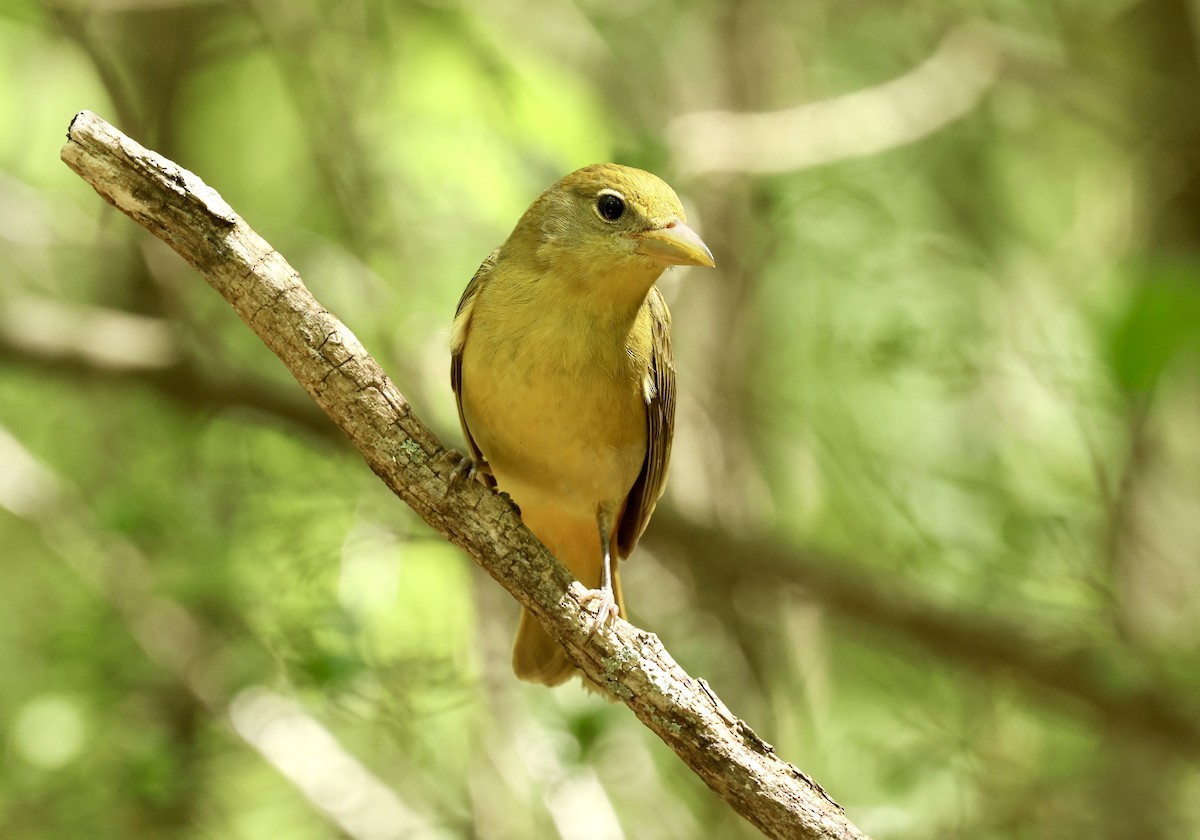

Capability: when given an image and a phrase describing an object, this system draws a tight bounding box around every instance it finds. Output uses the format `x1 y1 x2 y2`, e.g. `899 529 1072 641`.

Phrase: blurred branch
0 299 338 442
230 688 440 840
668 22 1003 176
243 0 383 255
0 427 441 840
59 110 868 840
1102 397 1153 642
648 514 1200 760
1 296 180 369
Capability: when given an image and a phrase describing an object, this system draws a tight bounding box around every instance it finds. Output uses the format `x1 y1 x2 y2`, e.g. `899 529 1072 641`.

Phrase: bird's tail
511 512 624 686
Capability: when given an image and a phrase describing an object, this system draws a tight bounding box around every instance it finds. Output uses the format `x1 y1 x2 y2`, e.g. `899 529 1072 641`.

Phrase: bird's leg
580 510 620 639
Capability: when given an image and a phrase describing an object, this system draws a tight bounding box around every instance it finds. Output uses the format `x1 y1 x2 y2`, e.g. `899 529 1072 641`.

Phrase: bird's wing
616 286 675 558
450 248 500 488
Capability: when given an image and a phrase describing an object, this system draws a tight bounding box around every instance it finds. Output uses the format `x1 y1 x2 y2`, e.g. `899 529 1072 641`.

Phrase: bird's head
506 163 714 301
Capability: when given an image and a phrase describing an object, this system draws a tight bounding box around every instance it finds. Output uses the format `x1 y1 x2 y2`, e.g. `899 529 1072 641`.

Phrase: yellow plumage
450 164 713 686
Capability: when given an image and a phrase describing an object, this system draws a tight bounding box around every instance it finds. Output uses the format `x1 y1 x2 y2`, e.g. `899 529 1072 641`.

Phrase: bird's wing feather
450 248 500 487
616 286 675 558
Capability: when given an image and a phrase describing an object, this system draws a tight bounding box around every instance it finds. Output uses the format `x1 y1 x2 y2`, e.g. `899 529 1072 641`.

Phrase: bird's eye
596 192 626 222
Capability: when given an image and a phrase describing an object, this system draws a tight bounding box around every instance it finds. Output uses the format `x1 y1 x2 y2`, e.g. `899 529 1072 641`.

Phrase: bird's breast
460 301 649 515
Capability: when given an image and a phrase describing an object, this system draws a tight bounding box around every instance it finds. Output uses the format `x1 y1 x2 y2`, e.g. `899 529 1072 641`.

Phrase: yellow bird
450 163 714 686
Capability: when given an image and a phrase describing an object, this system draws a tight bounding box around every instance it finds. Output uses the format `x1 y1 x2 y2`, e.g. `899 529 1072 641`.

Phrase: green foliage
1111 255 1200 392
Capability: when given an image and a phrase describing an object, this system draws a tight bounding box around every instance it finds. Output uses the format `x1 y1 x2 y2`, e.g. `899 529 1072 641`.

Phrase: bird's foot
443 450 484 495
580 587 620 642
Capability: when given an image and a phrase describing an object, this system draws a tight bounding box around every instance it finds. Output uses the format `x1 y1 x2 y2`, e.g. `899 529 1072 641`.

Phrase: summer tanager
450 164 714 686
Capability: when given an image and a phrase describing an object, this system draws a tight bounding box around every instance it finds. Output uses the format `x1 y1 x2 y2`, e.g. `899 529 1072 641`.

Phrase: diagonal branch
59 110 870 840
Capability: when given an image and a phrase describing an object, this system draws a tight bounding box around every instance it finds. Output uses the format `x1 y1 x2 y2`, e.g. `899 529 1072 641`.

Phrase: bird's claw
580 587 620 642
444 451 481 495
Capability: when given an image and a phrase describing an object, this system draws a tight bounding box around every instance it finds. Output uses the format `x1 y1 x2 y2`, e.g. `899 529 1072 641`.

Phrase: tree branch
667 22 1003 176
60 110 869 840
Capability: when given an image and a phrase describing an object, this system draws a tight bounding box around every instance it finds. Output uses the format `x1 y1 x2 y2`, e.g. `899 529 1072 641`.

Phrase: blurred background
2 0 1200 838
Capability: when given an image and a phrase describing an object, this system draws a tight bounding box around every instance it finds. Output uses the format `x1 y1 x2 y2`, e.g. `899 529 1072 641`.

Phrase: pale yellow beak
632 220 715 268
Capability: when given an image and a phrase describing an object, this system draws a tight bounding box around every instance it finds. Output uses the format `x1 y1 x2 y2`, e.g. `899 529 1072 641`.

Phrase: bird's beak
632 220 716 268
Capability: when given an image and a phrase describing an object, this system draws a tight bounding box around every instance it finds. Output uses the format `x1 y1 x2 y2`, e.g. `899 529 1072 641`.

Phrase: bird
449 163 714 687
